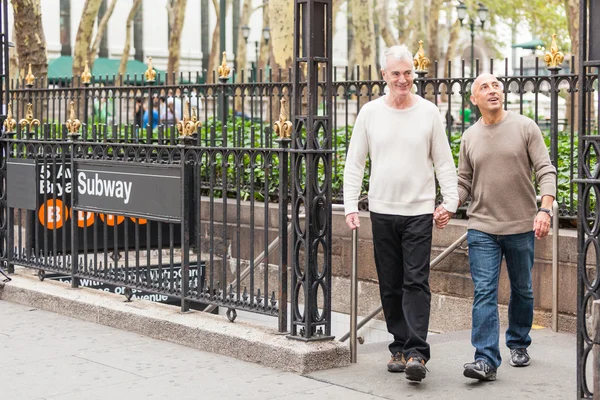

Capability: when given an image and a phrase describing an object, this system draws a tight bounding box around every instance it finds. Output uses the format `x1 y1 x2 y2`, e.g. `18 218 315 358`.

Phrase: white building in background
4 0 541 77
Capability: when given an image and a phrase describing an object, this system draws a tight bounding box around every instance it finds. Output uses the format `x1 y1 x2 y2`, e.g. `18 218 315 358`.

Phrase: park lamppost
456 2 488 78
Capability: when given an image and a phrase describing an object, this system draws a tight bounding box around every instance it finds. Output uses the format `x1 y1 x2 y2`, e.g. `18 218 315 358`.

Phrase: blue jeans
467 229 535 369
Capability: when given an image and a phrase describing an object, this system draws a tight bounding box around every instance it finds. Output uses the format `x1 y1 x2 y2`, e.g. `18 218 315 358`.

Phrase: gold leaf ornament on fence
19 103 40 131
218 52 231 79
65 101 81 135
274 98 292 139
25 63 35 87
81 60 92 85
413 40 430 73
544 34 565 68
3 103 16 132
145 56 157 82
176 100 202 137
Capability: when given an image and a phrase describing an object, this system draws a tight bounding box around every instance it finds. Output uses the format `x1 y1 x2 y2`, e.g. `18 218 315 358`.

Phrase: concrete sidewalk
1 298 580 400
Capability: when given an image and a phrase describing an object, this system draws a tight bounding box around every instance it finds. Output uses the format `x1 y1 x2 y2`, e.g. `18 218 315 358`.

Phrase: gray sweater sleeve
457 135 472 206
527 120 557 198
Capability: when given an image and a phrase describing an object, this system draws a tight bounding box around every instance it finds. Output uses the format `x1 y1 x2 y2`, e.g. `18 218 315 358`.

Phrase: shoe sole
405 366 426 382
463 368 497 381
509 360 530 367
387 366 406 373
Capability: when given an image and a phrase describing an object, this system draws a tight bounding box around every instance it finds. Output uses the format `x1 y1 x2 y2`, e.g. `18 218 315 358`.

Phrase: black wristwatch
538 207 553 218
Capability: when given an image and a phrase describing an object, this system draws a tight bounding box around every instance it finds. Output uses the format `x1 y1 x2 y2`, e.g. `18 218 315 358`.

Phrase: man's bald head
472 73 502 95
470 73 504 114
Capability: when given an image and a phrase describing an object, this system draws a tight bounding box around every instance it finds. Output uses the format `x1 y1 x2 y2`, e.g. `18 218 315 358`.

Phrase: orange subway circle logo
76 211 95 228
38 199 69 230
99 213 125 226
129 217 148 225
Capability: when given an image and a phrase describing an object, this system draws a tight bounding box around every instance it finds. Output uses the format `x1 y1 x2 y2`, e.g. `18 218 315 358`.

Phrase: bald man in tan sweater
456 73 556 381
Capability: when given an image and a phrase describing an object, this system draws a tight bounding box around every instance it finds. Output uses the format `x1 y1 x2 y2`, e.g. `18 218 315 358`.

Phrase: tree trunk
11 0 48 119
331 0 344 47
407 0 425 55
118 0 143 77
72 0 103 81
235 0 253 80
88 0 117 69
267 0 293 82
441 18 461 103
375 0 397 48
12 0 48 80
427 0 443 64
260 3 271 76
167 0 188 81
348 0 376 80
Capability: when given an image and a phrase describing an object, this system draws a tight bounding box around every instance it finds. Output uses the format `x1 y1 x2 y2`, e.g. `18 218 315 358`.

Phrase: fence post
275 97 292 333
66 101 81 289
289 0 333 340
594 300 599 399
544 34 563 169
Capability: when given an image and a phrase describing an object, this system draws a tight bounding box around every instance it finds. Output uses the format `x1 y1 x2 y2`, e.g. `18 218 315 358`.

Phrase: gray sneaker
510 348 530 367
387 352 406 372
463 359 497 381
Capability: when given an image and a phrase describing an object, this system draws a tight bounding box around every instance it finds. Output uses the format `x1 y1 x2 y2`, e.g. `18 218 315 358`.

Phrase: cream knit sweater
343 96 459 216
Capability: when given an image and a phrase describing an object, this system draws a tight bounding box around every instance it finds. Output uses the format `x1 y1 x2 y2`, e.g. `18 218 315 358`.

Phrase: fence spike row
65 101 81 139
544 34 565 69
19 103 40 132
144 56 156 83
217 52 231 79
3 102 16 132
81 60 92 85
413 40 430 73
274 98 292 139
25 63 35 87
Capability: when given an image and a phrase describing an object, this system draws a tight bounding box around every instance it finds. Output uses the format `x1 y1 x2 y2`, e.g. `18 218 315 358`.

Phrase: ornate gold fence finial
544 34 565 69
66 101 81 137
413 40 431 73
25 63 35 87
19 103 40 132
218 52 231 79
145 56 157 83
274 98 292 139
3 102 16 132
176 100 202 137
81 60 92 85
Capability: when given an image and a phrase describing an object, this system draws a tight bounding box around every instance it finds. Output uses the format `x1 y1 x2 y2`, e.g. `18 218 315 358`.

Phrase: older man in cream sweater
343 44 459 382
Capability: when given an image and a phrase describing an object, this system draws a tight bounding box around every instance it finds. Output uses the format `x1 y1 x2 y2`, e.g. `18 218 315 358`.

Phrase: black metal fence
7 56 596 220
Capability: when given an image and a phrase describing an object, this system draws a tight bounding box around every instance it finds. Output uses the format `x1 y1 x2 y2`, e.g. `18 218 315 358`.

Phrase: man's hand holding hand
434 205 454 229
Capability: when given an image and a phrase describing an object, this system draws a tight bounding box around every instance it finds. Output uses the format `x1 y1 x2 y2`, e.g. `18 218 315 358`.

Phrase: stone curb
0 269 350 375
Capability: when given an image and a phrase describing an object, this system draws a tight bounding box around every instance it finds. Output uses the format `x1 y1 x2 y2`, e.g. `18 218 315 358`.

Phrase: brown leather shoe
387 352 406 372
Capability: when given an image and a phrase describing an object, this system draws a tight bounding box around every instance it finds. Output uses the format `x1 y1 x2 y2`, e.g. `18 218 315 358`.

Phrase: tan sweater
457 111 556 235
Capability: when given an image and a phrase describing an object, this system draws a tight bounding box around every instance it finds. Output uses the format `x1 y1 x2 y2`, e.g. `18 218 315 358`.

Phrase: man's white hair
380 45 414 72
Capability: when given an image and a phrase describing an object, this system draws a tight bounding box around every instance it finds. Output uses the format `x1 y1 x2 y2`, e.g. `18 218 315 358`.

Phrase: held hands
346 212 360 230
533 211 551 239
433 205 454 229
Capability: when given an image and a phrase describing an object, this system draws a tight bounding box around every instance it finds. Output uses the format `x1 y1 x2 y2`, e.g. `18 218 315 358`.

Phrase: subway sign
73 161 182 222
34 159 182 252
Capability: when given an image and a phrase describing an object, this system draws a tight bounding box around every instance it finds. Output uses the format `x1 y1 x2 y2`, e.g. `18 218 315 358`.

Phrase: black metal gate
576 0 600 398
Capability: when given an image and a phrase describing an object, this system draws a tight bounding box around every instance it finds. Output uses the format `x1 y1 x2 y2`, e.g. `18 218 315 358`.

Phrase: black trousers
370 212 433 361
